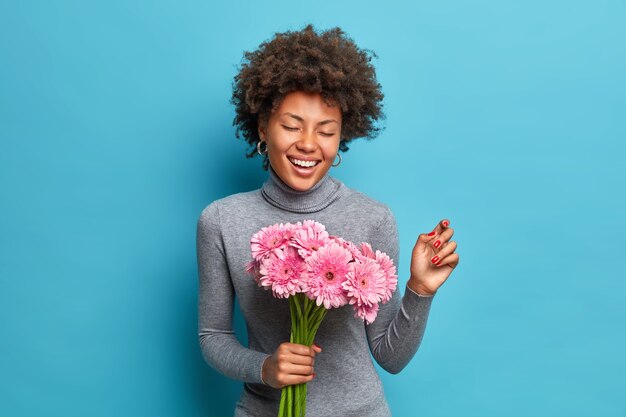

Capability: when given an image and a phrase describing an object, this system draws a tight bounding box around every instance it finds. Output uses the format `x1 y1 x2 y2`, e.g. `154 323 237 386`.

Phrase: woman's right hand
262 342 322 389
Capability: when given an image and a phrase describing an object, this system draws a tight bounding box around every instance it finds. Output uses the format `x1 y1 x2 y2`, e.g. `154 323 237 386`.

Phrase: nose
295 129 318 153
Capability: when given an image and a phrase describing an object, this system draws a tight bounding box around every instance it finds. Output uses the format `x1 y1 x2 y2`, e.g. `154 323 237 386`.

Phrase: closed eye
282 125 335 137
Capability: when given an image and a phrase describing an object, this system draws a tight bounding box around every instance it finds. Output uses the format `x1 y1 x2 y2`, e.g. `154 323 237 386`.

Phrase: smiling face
258 91 342 192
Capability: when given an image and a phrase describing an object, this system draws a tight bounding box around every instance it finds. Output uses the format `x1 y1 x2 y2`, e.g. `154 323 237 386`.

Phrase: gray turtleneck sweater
197 167 435 417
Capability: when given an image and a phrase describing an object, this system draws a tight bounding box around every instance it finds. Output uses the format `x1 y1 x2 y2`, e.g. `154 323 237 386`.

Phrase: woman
197 24 459 417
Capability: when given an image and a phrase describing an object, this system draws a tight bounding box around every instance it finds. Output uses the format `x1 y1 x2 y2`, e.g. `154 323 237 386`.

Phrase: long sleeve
365 206 435 374
196 202 271 384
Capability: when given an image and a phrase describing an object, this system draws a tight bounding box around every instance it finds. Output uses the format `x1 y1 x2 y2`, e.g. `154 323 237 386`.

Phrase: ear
258 117 267 142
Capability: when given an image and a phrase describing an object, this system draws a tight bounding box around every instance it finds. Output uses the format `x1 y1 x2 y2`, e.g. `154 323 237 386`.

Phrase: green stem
310 304 325 324
304 296 314 318
299 294 309 343
307 308 328 346
289 298 297 343
278 387 286 417
287 384 292 417
297 295 304 417
306 308 322 341
284 295 330 417
293 294 303 321
302 384 306 417
295 382 300 417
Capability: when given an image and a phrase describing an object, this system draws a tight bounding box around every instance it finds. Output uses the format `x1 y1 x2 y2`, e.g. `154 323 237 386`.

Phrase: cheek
266 130 293 152
322 142 340 160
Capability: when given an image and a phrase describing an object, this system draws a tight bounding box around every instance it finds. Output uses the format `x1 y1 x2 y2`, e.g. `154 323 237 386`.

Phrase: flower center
325 271 335 281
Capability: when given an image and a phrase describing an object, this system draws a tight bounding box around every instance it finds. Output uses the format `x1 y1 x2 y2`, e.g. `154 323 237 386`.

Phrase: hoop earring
257 141 268 155
331 153 342 167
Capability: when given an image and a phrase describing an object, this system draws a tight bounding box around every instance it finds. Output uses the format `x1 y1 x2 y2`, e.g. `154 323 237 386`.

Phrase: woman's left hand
408 218 459 296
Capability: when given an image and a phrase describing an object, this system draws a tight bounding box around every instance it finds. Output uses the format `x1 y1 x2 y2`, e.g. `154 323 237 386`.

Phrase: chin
272 160 330 191
287 177 318 192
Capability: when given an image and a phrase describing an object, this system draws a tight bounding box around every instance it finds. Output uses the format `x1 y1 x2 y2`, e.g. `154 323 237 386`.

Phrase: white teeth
289 158 319 168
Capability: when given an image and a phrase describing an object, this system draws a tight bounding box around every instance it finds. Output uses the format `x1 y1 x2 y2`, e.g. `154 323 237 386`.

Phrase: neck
261 166 345 213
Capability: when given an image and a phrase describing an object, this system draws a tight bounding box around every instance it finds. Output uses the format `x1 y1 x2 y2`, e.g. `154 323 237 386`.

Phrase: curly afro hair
230 23 386 170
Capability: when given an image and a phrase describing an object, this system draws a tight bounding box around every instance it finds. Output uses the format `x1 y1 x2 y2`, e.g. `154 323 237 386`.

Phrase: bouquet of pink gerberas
245 220 398 417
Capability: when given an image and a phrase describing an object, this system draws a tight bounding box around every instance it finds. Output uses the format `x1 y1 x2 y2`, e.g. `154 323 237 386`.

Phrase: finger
420 219 451 244
435 253 459 268
432 227 454 250
282 362 315 376
287 343 316 358
413 232 437 257
416 226 440 246
431 218 451 236
430 241 457 265
288 353 315 366
416 231 437 247
282 372 316 386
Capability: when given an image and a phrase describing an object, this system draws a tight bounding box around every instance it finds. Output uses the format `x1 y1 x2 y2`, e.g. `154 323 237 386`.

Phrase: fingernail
434 240 441 248
427 231 436 236
442 220 449 227
436 261 442 266
431 255 439 264
313 343 322 350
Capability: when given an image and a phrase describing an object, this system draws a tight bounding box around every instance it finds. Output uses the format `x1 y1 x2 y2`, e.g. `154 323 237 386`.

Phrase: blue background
1 1 625 416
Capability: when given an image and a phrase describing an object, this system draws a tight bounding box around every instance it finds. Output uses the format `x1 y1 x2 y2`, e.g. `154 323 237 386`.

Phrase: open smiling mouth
288 157 321 170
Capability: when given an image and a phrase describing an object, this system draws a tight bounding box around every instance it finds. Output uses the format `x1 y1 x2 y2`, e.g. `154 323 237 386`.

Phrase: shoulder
197 189 261 228
338 184 400 257
340 184 396 227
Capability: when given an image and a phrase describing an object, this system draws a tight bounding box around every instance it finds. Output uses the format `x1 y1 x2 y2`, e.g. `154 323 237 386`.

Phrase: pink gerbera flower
360 242 376 259
258 246 306 299
250 223 295 262
291 220 331 258
245 259 262 285
358 242 397 303
375 250 398 303
342 257 387 307
330 236 364 262
303 242 352 309
355 302 379 325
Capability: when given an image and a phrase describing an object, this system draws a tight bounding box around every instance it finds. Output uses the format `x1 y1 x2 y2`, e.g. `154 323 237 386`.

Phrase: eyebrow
281 112 338 126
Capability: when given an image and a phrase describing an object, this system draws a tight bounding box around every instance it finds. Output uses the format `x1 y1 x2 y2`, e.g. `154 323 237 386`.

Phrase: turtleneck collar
261 166 346 213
